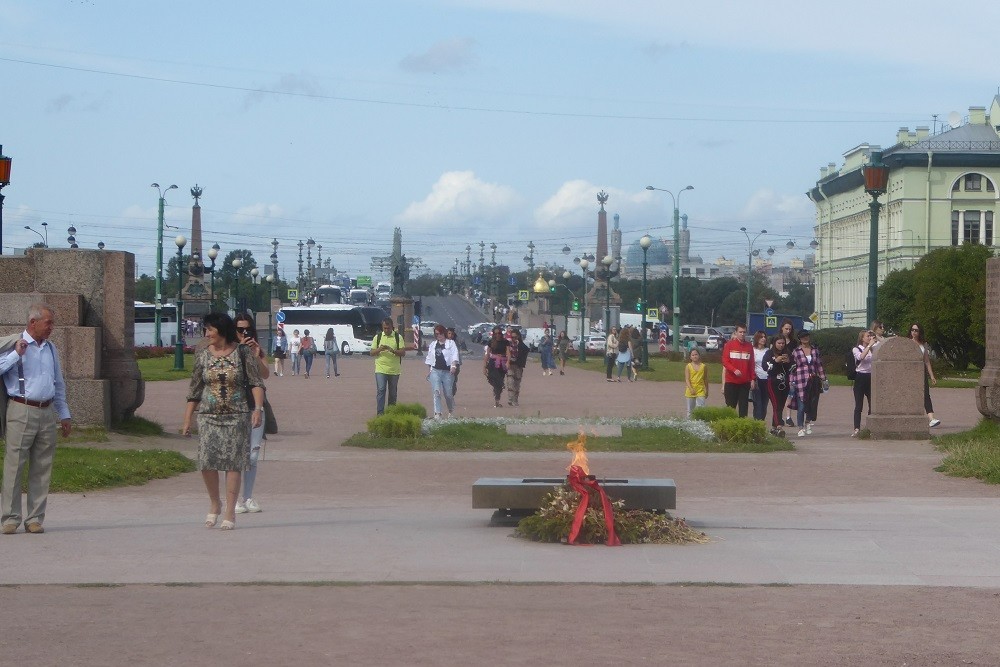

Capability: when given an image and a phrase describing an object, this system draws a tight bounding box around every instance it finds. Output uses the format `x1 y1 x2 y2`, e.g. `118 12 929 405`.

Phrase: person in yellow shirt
683 348 709 418
370 318 408 415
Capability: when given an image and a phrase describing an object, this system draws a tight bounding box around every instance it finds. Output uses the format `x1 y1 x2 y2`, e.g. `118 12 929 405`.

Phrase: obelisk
181 184 211 315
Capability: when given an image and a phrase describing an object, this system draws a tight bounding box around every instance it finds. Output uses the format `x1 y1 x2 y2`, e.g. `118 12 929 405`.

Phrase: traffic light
549 286 556 293
635 301 642 312
572 299 580 312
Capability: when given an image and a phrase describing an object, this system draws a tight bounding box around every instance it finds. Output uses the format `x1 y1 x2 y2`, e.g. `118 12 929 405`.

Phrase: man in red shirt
721 324 754 417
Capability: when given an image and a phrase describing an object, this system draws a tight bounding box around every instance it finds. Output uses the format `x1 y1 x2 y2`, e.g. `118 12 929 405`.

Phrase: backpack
300 336 312 352
845 347 859 381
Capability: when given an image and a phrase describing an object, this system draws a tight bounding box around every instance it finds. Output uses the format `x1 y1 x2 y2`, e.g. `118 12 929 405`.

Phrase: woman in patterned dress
181 312 265 530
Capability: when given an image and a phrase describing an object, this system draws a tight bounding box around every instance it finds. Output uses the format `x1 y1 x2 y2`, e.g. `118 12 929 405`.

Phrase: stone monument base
865 415 930 440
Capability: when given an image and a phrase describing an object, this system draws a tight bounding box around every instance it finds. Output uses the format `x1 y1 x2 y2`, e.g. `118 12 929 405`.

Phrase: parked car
716 326 737 340
705 334 725 350
418 320 439 337
678 324 726 345
570 334 607 354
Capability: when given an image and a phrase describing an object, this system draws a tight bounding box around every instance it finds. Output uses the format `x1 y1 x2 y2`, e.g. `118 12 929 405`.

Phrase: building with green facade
808 96 1000 328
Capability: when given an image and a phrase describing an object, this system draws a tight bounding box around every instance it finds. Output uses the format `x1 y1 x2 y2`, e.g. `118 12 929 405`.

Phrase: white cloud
740 188 814 221
399 37 477 73
535 181 656 230
231 203 287 222
396 171 519 227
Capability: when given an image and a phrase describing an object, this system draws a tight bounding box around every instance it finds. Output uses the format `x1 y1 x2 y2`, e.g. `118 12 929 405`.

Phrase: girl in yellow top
684 348 709 418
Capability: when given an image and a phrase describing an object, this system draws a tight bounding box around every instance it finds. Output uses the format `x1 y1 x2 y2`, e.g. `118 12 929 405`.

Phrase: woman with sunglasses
233 313 270 515
762 336 793 437
424 324 459 419
909 323 940 427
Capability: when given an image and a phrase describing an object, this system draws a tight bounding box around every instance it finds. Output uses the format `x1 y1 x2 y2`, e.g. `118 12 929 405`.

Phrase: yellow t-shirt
373 330 406 375
685 362 707 398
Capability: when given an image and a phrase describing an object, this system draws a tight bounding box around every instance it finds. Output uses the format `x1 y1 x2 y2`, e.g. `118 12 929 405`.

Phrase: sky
2 0 998 282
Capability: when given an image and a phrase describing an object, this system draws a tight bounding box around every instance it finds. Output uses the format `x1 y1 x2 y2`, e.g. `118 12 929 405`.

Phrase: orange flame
566 432 589 476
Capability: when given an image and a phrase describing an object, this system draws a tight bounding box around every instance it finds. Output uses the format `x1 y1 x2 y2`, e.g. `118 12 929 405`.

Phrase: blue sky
2 0 997 280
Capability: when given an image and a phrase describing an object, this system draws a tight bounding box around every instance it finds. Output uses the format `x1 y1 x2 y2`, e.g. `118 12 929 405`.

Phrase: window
987 212 994 246
952 210 960 246
965 174 983 191
989 179 996 193
963 210 981 244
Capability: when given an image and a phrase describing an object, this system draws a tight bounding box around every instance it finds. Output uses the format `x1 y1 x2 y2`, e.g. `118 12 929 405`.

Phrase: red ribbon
566 465 621 546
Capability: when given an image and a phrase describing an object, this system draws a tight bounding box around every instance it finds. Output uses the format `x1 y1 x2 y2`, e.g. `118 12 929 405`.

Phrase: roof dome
625 238 671 267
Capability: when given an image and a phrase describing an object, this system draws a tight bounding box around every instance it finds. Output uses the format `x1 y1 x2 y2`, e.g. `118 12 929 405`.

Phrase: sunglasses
910 328 919 332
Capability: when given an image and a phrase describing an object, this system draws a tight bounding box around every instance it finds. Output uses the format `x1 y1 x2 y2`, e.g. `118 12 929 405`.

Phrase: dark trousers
923 373 934 414
751 380 768 421
724 382 751 418
605 354 615 379
853 373 872 429
766 379 787 429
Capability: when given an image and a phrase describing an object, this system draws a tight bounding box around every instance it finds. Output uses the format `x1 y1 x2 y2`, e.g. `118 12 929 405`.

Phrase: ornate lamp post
250 267 260 312
173 235 187 370
863 150 890 324
296 240 304 296
0 146 12 255
578 258 590 362
66 225 79 249
206 243 220 312
266 274 275 352
646 184 693 353
639 234 653 369
232 257 243 313
306 237 315 295
740 227 768 327
151 183 178 347
601 255 620 335
269 238 279 349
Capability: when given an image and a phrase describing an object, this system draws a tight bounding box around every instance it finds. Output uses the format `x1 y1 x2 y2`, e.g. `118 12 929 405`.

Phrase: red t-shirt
721 338 754 385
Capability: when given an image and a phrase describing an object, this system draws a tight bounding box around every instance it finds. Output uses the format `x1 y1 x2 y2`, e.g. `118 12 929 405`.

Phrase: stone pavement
2 354 998 665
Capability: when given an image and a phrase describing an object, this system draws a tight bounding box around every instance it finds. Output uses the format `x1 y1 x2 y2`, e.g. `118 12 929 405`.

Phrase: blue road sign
473 276 481 285
834 311 844 322
765 307 774 317
508 275 516 286
275 311 285 323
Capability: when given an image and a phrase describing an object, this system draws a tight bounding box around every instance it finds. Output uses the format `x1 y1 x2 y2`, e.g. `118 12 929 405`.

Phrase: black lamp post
232 257 243 313
578 258 590 362
639 234 653 369
863 150 889 324
206 243 220 312
173 235 187 370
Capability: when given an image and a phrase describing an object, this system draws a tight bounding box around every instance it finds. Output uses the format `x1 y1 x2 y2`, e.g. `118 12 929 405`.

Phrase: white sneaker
234 501 247 514
244 498 261 513
929 419 941 427
797 429 806 437
433 413 442 420
806 423 813 435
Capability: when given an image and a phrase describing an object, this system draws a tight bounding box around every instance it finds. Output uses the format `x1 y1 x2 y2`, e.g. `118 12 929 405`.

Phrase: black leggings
853 373 871 429
724 382 750 418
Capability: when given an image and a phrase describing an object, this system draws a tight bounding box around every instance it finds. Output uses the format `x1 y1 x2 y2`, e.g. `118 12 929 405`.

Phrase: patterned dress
186 345 264 471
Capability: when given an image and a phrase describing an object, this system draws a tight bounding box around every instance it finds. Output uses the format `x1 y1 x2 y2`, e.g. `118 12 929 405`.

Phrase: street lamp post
269 238 279 350
66 225 78 249
232 257 243 313
646 184 693 353
251 268 260 312
266 274 275 353
578 258 590 362
206 243 220 312
863 150 890 325
173 235 187 370
151 183 178 347
740 227 768 327
24 225 44 247
0 146 12 255
640 234 653 369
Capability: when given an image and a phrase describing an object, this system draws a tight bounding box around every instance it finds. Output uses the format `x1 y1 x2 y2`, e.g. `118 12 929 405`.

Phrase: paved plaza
1 353 998 665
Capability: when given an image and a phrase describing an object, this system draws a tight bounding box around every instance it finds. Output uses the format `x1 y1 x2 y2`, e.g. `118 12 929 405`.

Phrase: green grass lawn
343 421 793 453
934 419 1000 483
136 354 197 381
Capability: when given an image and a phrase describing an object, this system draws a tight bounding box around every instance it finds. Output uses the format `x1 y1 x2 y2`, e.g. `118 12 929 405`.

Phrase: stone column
977 257 1000 419
867 337 929 439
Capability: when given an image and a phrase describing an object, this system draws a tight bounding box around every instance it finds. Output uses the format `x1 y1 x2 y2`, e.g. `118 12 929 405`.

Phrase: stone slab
0 293 84 327
865 415 930 440
64 378 111 428
505 423 623 437
472 477 676 513
0 325 101 379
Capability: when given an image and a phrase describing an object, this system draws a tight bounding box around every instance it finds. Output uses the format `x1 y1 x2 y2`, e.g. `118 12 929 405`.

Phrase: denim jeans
303 352 314 375
291 353 301 375
325 352 339 376
429 368 455 414
375 373 399 414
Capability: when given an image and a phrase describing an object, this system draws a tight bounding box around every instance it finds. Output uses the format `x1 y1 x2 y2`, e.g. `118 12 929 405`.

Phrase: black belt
9 396 53 408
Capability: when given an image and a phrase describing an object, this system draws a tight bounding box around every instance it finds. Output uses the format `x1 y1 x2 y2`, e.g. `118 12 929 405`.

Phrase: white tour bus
135 301 178 347
277 304 387 355
311 285 344 305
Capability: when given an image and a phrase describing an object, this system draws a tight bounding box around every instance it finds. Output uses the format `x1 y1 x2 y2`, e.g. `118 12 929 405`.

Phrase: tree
780 280 814 317
876 268 916 335
135 274 155 302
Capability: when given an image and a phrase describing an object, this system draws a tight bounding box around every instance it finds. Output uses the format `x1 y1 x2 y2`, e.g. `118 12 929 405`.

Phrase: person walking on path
614 325 635 382
181 312 264 531
424 324 459 419
790 329 827 437
762 336 793 437
0 303 72 535
538 331 555 376
323 329 340 378
721 324 754 417
233 313 270 515
446 328 463 394
300 330 316 378
851 328 878 436
555 331 569 375
751 330 770 422
288 329 302 376
371 318 407 415
909 322 940 427
483 326 509 407
506 328 530 407
604 326 619 382
778 319 798 427
683 347 709 418
272 328 287 377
